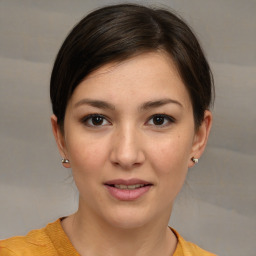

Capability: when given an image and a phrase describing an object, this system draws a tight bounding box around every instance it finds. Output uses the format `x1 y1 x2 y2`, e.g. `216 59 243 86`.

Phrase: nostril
109 139 146 169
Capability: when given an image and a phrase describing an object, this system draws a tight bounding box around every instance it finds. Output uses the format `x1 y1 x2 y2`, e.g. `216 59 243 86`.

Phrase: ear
51 115 71 168
188 110 212 168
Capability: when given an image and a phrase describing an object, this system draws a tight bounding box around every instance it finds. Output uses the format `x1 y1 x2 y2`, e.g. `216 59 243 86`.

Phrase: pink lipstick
104 179 152 201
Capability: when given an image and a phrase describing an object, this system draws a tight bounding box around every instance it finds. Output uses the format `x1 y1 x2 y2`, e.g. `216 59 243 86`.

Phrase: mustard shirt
0 219 216 256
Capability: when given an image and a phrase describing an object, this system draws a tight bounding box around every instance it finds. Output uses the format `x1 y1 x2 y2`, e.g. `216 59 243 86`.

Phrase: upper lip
104 178 152 186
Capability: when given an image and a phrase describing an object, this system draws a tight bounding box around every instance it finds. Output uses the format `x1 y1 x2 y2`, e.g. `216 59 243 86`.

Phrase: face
52 52 211 229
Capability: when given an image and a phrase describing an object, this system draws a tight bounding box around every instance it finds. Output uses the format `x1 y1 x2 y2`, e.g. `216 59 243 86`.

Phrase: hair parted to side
50 3 214 131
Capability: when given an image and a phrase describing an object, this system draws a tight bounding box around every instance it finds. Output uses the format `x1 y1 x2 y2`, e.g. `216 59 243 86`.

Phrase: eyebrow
74 99 115 110
140 98 183 110
74 98 183 110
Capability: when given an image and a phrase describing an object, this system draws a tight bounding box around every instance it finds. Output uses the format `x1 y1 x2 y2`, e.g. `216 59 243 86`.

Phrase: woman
0 4 216 256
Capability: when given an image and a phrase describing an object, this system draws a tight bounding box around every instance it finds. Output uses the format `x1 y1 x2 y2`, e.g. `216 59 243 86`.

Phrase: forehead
86 51 180 82
69 52 192 110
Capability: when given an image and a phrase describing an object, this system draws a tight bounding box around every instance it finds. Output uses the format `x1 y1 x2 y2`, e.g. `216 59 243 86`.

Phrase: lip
104 178 153 201
105 178 152 186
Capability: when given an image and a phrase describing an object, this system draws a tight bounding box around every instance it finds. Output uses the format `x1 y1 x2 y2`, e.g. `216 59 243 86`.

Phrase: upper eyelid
83 113 108 120
145 114 176 128
81 114 111 124
147 114 175 122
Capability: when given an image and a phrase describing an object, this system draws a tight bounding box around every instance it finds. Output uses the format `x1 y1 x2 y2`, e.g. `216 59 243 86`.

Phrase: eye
82 114 111 127
147 114 175 127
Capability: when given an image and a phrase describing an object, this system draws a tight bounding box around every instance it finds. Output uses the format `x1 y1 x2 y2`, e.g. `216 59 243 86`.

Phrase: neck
62 206 177 256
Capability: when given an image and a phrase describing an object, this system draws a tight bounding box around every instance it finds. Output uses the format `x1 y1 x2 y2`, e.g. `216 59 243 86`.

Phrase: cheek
147 133 193 200
149 134 192 175
66 133 109 176
66 135 109 203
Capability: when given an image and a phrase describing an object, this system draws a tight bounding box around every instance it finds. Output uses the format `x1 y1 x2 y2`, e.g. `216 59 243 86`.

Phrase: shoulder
171 228 217 256
0 220 59 256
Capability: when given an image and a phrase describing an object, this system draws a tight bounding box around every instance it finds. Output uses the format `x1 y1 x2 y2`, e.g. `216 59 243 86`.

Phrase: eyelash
81 114 111 127
81 114 175 128
146 114 176 127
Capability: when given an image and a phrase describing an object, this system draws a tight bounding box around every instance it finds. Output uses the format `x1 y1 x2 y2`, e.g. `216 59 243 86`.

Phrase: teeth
114 184 145 190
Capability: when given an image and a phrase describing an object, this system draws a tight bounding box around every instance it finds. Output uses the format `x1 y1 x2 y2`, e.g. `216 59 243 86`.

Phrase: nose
110 125 145 170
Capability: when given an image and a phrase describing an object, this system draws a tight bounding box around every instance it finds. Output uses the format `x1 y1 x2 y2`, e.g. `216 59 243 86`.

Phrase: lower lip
105 185 152 201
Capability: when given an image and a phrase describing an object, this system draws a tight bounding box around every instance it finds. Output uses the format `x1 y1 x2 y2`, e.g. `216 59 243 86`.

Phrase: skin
51 51 212 256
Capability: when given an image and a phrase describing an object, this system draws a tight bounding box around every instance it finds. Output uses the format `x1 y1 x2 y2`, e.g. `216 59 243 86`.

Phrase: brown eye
82 114 110 127
152 116 165 125
91 116 104 125
147 114 175 127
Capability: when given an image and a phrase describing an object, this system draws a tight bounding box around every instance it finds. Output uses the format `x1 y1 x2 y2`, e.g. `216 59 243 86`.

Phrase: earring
61 158 70 164
191 157 199 164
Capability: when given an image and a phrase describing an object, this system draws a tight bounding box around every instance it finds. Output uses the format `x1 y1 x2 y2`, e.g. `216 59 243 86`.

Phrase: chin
101 205 153 230
109 217 148 230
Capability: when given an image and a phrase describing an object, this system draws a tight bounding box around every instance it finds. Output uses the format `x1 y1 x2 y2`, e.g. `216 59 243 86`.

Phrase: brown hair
50 3 214 130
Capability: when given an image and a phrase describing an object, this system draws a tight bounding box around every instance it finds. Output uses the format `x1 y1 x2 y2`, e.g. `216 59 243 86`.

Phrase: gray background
0 0 255 255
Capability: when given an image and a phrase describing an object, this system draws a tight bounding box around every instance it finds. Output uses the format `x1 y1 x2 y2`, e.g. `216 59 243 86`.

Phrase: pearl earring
191 157 199 164
61 159 70 164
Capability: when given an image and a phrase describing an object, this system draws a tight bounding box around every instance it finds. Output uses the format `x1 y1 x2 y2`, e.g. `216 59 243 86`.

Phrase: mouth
107 184 151 190
104 179 153 201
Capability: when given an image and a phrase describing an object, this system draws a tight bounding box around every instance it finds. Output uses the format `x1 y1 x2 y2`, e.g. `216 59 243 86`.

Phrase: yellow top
0 219 216 256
